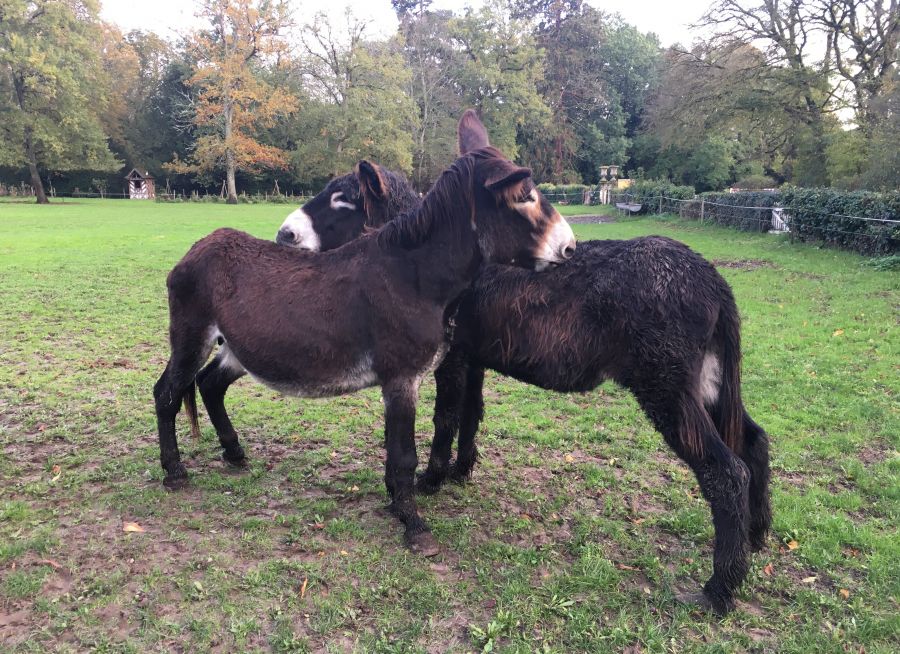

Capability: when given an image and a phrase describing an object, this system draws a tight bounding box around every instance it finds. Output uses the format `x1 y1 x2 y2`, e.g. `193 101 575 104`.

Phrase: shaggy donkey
286 166 772 615
153 111 576 555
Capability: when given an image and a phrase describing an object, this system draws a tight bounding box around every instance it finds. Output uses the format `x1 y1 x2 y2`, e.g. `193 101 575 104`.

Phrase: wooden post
658 195 663 215
700 198 705 223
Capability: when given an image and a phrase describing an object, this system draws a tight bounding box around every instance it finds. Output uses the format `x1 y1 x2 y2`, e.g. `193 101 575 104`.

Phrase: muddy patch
565 214 617 225
712 258 778 271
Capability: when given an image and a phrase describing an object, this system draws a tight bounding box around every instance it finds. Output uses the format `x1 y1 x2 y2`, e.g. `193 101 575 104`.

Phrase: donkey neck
385 205 483 305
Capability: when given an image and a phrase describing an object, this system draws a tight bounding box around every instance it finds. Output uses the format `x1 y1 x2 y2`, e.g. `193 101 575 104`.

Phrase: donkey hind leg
647 395 751 616
417 350 468 494
197 347 248 467
383 379 439 557
740 410 771 552
153 330 217 490
449 365 485 482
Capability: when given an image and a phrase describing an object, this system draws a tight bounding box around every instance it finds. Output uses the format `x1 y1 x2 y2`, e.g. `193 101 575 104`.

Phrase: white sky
99 0 713 46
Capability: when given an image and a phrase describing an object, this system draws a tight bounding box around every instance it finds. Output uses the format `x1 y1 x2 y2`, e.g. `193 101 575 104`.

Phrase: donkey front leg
383 380 439 556
417 349 468 494
449 365 485 482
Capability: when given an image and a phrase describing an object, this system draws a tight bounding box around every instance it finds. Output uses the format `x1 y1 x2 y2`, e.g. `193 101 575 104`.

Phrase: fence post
658 196 663 215
700 198 705 223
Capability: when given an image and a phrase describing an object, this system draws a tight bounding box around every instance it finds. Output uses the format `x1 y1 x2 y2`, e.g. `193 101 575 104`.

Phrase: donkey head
457 110 576 271
276 174 365 251
276 163 419 252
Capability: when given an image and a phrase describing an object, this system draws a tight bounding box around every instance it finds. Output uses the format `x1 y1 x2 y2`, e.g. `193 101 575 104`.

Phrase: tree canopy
1 0 897 201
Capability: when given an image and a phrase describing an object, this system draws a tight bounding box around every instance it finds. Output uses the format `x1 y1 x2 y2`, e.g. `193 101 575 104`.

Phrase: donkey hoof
415 472 443 495
406 531 440 557
222 452 249 469
447 462 472 484
163 473 189 491
675 591 733 616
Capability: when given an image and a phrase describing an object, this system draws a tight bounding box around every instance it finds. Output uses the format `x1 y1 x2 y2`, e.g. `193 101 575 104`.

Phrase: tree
291 10 416 185
0 0 119 203
816 0 900 132
169 0 296 203
449 1 549 159
395 3 462 188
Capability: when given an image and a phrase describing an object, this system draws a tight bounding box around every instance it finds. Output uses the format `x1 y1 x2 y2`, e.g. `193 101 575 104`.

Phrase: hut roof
125 168 154 180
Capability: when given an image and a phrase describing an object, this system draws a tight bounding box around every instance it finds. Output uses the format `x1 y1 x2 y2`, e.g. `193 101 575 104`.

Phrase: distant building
125 169 155 199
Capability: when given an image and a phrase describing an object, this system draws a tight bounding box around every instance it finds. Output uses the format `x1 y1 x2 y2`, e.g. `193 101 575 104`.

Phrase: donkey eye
515 190 536 204
330 192 356 210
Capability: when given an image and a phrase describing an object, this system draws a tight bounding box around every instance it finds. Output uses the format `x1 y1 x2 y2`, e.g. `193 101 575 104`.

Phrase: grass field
0 199 897 653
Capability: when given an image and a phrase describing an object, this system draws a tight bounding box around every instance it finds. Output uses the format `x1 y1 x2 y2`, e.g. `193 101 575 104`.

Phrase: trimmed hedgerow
780 187 899 256
537 183 593 204
698 191 782 233
627 180 695 202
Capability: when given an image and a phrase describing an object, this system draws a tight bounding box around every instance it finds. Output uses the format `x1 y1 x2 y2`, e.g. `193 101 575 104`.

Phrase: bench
615 202 643 215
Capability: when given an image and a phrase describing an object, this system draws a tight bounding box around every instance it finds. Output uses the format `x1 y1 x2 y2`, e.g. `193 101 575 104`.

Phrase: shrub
537 183 593 205
699 191 782 233
780 187 899 256
617 179 695 214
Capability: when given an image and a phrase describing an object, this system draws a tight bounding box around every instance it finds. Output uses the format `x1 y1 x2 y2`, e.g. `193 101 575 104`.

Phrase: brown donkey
153 111 576 554
278 166 772 615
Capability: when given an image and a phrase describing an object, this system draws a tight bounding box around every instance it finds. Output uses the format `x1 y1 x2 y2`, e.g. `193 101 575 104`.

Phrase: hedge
698 191 781 233
780 187 899 256
619 181 897 256
537 183 594 204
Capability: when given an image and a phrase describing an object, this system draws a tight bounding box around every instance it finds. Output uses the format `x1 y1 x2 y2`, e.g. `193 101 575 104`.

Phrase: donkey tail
714 297 744 455
183 380 202 440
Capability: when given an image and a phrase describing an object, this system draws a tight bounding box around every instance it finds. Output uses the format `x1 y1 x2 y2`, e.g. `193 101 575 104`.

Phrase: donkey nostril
276 228 294 244
562 244 575 259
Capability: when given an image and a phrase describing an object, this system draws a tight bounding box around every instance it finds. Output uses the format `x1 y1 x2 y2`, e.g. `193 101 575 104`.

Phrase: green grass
0 199 897 652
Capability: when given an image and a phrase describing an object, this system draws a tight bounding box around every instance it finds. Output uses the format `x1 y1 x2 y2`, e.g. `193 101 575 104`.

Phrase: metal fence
608 192 899 253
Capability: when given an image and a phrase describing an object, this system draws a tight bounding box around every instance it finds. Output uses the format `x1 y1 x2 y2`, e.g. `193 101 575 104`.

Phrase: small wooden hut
125 169 155 199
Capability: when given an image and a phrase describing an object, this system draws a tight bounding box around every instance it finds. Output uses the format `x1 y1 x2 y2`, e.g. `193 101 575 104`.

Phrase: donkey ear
356 160 390 227
485 163 532 192
458 109 490 155
356 160 387 200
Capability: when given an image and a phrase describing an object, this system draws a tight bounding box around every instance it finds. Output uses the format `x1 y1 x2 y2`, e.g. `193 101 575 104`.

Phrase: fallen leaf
564 454 575 463
839 588 850 600
193 580 203 591
340 550 349 556
39 559 62 570
616 563 638 571
123 521 145 533
37 423 46 432
520 513 531 521
51 464 61 475
801 576 817 583
300 577 308 598
763 563 775 576
787 540 799 550
833 329 844 337
350 485 360 492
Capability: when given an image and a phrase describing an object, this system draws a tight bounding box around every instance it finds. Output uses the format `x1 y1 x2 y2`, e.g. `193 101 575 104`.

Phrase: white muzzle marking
535 218 576 271
278 208 321 251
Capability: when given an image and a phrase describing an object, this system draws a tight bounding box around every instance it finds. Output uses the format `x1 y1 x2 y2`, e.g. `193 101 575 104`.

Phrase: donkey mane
377 147 521 250
377 156 476 249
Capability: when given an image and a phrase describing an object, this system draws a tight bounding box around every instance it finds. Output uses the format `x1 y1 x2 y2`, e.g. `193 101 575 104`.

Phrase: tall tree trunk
13 75 48 204
223 101 238 204
24 129 49 204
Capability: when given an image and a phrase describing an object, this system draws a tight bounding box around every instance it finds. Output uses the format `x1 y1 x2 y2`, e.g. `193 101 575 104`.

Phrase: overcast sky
100 0 713 46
